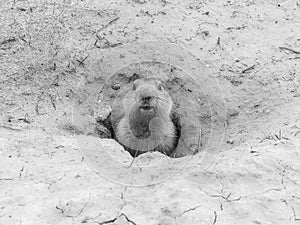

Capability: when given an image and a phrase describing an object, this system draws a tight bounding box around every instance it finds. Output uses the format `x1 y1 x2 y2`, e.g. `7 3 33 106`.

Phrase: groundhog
115 78 179 157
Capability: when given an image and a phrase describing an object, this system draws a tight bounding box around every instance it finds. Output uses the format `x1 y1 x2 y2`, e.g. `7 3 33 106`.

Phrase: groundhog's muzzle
138 87 156 111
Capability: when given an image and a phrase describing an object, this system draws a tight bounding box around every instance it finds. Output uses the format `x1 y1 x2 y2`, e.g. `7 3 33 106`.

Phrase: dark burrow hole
95 111 182 158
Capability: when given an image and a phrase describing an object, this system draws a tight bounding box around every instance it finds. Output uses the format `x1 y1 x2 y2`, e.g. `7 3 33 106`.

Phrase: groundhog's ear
157 83 164 91
129 73 141 82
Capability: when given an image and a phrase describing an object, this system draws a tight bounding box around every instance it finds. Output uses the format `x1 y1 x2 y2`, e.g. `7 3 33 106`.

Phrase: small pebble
111 83 121 90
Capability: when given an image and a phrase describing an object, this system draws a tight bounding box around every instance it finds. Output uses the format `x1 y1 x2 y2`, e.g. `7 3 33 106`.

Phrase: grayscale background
0 0 299 224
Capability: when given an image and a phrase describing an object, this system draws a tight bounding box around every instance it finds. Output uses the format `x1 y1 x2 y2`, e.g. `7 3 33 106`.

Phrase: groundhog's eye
158 83 163 91
132 83 136 90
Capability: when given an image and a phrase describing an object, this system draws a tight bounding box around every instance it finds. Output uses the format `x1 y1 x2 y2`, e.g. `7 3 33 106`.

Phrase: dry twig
279 47 300 54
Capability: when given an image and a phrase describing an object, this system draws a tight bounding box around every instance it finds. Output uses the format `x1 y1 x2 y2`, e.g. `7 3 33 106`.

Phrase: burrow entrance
91 62 219 158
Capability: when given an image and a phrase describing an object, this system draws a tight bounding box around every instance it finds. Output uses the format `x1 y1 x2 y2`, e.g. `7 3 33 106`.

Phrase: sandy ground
1 0 300 224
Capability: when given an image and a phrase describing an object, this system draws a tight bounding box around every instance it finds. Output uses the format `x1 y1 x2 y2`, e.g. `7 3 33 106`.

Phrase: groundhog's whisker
155 96 171 103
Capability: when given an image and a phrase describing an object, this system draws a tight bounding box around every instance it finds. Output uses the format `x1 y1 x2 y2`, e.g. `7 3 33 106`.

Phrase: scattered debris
226 139 234 144
0 125 24 131
94 35 123 49
62 123 84 135
51 74 59 86
76 55 89 67
216 37 221 45
212 211 217 225
226 25 247 30
55 194 91 219
0 178 13 181
293 130 300 137
19 166 24 178
18 113 30 123
279 47 300 54
54 145 64 149
49 94 56 110
0 37 16 48
133 0 147 4
260 129 289 144
230 79 242 86
75 193 91 218
242 65 255 74
55 205 64 214
97 17 120 33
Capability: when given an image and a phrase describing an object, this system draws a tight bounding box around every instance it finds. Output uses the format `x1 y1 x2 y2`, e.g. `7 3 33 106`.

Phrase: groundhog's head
124 78 173 119
114 78 177 150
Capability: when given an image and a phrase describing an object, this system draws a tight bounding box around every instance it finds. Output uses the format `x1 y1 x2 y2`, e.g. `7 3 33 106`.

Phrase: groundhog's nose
141 96 152 103
140 88 154 103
